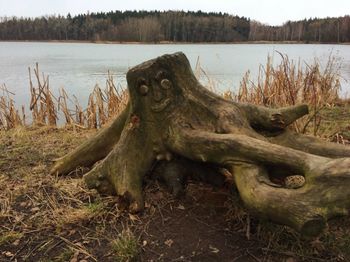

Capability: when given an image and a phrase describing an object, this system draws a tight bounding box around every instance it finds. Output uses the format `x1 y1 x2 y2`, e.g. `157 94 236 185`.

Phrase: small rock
3 251 14 257
12 239 20 246
164 239 174 247
209 245 219 253
177 204 185 210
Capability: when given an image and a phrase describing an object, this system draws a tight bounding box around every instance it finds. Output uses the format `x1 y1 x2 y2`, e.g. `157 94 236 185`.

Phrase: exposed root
50 103 130 175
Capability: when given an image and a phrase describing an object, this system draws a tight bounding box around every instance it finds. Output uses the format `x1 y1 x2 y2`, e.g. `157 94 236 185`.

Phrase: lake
0 42 349 109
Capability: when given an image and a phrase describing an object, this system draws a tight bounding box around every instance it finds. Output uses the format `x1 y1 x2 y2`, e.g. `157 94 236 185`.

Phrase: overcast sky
0 0 349 25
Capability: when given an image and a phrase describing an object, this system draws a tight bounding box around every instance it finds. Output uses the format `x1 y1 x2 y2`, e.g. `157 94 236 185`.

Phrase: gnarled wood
51 52 350 236
50 103 130 175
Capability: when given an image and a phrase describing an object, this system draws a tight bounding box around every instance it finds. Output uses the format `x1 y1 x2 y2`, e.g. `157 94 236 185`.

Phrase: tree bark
51 103 130 175
51 52 350 237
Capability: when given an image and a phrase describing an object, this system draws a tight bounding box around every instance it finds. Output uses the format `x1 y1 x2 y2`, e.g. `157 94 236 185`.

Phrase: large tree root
165 127 350 236
51 52 350 237
269 130 350 158
51 103 130 175
239 103 309 132
233 161 350 237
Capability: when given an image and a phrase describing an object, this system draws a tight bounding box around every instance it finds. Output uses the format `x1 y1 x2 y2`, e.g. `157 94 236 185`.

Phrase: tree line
0 10 250 42
0 10 349 43
249 16 350 43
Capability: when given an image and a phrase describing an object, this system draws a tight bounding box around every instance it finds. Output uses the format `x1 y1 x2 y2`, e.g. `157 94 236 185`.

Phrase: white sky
0 0 349 25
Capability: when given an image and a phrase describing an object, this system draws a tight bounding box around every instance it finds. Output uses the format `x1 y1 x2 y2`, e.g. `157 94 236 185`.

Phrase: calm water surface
0 42 349 108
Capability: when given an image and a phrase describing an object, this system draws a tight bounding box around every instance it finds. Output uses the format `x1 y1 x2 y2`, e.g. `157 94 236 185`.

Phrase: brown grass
0 53 345 138
0 65 128 131
29 63 57 126
0 84 25 130
226 53 342 135
1 125 349 261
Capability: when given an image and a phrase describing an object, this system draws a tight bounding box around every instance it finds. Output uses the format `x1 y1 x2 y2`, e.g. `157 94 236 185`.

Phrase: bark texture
51 52 350 237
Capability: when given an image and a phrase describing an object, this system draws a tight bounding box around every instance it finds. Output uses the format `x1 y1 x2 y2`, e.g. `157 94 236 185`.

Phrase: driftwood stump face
51 52 350 237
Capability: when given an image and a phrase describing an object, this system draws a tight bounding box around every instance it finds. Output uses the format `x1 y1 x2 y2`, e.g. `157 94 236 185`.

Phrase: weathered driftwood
51 52 350 237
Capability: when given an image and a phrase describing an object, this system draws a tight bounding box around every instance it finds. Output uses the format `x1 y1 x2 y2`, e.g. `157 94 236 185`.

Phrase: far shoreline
1 39 350 45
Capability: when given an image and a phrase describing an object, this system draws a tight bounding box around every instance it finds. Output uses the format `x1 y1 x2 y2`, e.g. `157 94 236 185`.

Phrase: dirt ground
1 106 350 262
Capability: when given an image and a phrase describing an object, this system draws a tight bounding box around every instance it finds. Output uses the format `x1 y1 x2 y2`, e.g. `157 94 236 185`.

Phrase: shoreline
1 39 350 45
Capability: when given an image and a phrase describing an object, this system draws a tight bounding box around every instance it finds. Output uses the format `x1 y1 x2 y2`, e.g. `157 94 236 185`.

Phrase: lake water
0 42 350 108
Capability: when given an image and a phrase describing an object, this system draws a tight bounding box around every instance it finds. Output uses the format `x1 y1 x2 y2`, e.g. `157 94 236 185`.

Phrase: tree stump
51 52 350 237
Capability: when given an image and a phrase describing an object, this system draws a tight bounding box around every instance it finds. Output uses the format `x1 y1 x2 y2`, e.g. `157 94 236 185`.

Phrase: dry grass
0 53 346 138
223 53 342 136
0 126 134 261
236 54 340 106
0 123 350 261
0 127 186 261
29 63 57 126
0 84 25 130
0 66 128 131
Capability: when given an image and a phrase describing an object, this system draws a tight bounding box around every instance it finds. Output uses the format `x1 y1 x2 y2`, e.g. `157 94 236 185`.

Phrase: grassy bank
1 54 350 261
0 105 349 261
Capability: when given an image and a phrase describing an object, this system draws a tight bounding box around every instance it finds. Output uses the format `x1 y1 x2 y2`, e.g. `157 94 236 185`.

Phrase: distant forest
0 10 349 43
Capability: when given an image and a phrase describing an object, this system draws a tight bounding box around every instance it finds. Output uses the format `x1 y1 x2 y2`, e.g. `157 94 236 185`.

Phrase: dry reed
28 65 128 129
0 84 25 130
85 72 128 129
224 52 342 135
0 54 344 135
29 63 57 126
